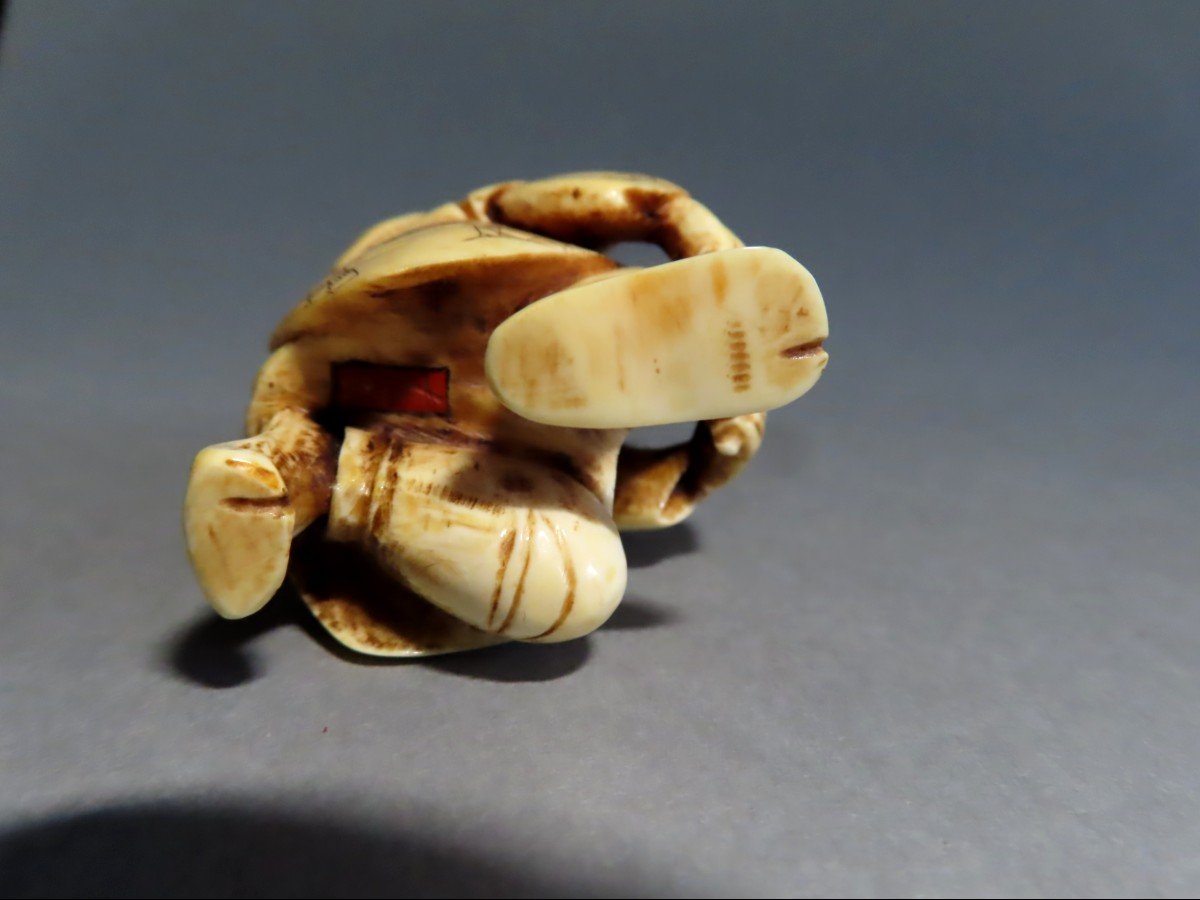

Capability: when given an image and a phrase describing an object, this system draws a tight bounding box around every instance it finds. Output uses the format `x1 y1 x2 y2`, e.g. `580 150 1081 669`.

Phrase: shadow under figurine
184 172 830 657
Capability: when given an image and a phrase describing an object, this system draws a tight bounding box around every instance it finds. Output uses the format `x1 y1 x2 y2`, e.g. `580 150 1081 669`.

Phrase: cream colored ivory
185 444 294 619
183 171 829 657
485 247 828 429
330 428 627 643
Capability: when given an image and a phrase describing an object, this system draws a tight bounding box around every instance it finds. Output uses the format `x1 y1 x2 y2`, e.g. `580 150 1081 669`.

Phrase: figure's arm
478 171 743 259
611 414 766 530
305 172 819 532
242 342 337 531
472 173 799 531
333 171 744 267
185 341 336 618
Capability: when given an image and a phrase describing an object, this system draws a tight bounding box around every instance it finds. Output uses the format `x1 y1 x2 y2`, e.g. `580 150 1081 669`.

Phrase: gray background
1 1 1197 896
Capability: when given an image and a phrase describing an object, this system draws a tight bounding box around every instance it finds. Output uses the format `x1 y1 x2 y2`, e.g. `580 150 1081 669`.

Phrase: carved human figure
184 172 829 655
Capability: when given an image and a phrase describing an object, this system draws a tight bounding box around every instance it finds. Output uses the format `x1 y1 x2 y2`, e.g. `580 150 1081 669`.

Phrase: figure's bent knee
492 505 628 643
402 498 627 642
330 435 628 641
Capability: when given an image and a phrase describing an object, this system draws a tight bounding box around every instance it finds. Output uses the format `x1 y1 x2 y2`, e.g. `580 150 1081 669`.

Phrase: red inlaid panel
332 362 449 415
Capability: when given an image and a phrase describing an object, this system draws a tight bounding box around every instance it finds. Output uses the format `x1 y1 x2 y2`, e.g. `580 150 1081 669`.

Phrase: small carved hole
624 422 696 449
605 242 670 269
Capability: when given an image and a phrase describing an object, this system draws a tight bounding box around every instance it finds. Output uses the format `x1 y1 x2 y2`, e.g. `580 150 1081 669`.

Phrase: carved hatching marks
487 526 518 628
303 266 359 305
726 320 752 393
545 393 588 410
497 510 537 635
463 223 561 246
220 494 290 515
290 531 498 656
369 442 399 539
529 514 577 640
396 477 505 516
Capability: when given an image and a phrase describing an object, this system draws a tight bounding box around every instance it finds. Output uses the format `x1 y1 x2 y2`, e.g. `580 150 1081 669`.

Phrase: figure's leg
328 428 627 643
185 407 335 619
613 413 767 530
334 171 743 272
485 247 828 429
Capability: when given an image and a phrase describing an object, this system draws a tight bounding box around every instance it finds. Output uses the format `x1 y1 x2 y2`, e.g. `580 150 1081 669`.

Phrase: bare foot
184 443 294 618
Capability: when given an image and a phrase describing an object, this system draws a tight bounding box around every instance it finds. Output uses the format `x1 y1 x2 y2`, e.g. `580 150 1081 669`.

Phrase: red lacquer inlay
332 362 449 415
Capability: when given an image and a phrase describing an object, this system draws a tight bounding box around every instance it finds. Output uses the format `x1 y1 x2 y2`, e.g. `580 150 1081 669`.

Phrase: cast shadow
423 639 591 682
164 586 590 689
603 596 679 631
620 521 700 569
165 588 320 690
421 596 677 681
165 520 698 689
0 798 659 898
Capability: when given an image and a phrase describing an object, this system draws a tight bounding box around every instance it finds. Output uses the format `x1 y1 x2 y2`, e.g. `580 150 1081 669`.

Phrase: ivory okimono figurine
184 172 830 656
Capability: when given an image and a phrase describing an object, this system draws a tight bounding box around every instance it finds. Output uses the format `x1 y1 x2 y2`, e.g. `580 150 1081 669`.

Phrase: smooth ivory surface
1 3 1197 897
487 248 828 428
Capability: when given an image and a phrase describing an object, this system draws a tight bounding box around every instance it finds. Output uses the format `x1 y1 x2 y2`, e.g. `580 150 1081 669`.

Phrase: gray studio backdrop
1 2 1197 897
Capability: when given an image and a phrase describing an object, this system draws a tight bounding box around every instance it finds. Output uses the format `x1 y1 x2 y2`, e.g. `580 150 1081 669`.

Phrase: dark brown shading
220 495 290 514
726 321 752 393
613 417 765 526
289 526 501 656
271 251 615 352
252 409 338 532
781 338 826 359
485 180 704 260
496 510 536 634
